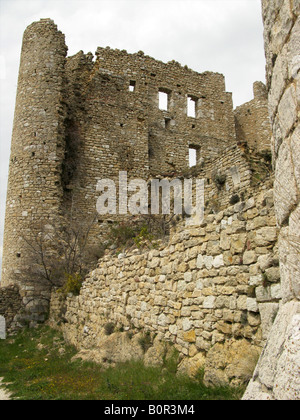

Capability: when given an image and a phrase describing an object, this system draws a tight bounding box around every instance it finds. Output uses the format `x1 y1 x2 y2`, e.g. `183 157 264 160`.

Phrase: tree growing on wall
21 213 102 293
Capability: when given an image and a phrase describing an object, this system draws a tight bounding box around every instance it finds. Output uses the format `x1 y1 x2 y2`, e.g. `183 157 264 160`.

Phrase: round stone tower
1 19 67 322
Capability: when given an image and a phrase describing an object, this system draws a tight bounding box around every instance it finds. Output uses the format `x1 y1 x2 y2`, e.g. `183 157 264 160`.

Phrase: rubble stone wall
1 18 272 326
1 19 68 321
234 81 272 153
0 285 23 333
51 185 279 386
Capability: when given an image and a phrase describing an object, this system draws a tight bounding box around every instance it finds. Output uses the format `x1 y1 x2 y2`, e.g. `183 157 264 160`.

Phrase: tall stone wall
0 285 23 333
235 82 272 153
243 0 300 400
1 19 68 322
51 185 279 386
94 47 237 176
1 19 272 332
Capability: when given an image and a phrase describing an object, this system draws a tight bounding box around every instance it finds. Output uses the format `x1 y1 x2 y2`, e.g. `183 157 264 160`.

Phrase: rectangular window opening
165 118 171 129
129 80 136 92
187 95 197 118
159 88 170 111
189 146 200 168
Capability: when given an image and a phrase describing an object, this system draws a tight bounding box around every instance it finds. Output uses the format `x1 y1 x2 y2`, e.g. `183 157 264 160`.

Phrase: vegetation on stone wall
106 215 177 253
22 214 100 292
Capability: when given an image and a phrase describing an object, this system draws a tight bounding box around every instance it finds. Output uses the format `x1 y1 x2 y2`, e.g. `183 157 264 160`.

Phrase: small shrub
109 222 136 248
58 273 83 296
134 225 154 248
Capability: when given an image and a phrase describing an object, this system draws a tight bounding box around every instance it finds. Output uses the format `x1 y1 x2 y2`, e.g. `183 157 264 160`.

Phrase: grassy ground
0 326 244 400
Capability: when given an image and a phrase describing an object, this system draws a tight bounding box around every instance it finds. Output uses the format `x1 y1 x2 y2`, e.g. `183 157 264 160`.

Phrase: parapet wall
51 185 279 386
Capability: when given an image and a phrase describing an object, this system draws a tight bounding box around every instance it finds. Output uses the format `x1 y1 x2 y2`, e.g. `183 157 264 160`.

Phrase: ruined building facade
1 1 299 397
1 18 271 323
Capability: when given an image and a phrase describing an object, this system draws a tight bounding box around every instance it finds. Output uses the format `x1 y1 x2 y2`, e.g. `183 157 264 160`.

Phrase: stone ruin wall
235 81 272 153
61 44 239 247
1 17 271 327
92 46 236 175
4 13 296 393
1 20 68 321
243 0 300 400
0 285 23 334
50 184 279 386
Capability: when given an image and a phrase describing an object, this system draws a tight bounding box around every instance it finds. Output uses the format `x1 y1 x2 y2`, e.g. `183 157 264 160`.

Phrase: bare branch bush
22 213 101 290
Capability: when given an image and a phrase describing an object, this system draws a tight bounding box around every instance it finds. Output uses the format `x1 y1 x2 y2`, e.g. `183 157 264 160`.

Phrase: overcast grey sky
0 0 266 276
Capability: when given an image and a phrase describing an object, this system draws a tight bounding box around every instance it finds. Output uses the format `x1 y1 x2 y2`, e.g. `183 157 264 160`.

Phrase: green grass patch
0 326 244 400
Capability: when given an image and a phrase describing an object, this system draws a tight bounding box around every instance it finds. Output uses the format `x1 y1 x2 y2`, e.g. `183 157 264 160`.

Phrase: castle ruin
1 18 271 319
0 0 299 399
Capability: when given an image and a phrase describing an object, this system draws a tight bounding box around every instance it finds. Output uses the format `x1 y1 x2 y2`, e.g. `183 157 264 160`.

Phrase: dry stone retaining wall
51 186 279 386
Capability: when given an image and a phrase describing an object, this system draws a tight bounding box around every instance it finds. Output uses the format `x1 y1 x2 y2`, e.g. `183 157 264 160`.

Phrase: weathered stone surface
244 0 300 400
258 302 279 340
45 183 280 387
204 339 261 387
93 332 144 365
274 140 299 225
183 330 196 343
243 251 257 265
177 353 206 379
273 313 300 400
0 316 6 340
243 301 300 400
203 296 215 309
144 338 169 367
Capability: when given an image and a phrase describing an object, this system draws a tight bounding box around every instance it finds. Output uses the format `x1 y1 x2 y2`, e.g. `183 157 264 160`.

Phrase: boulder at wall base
177 353 206 379
203 339 261 387
144 336 176 367
72 332 145 366
70 331 178 369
